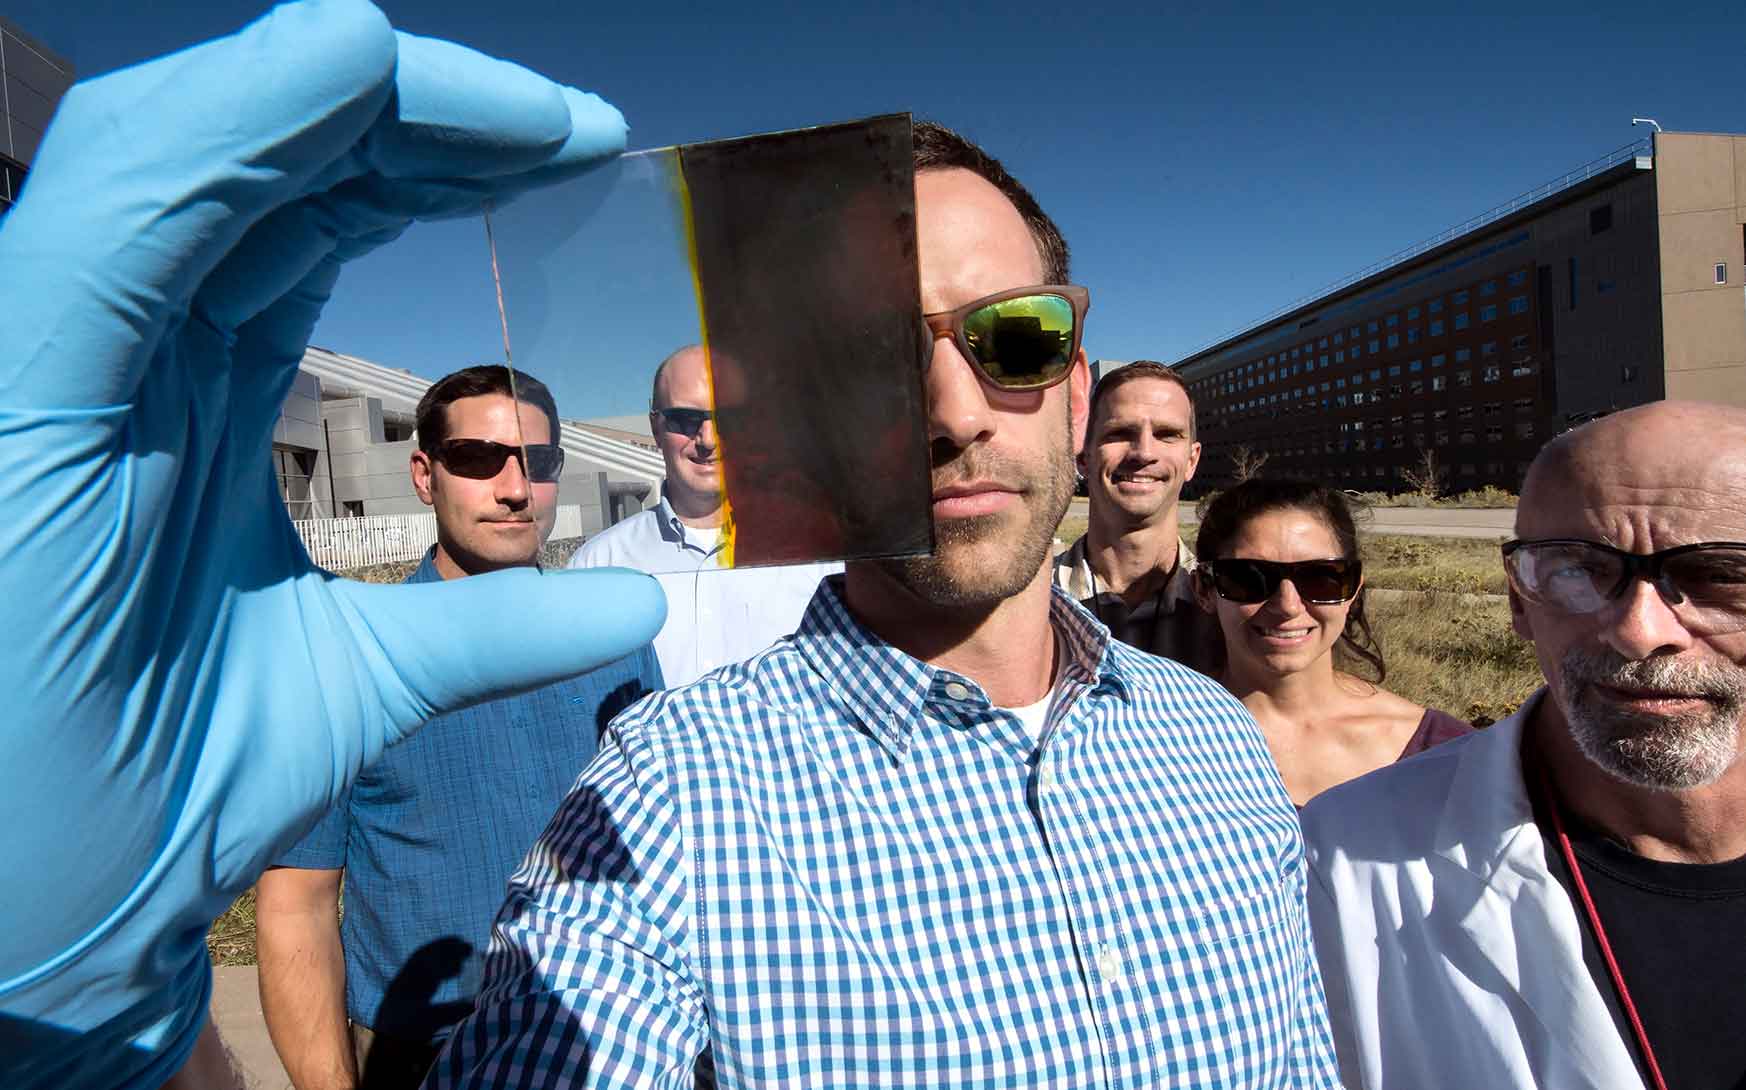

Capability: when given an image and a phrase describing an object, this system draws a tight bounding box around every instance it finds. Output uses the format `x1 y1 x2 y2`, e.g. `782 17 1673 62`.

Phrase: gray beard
1559 644 1746 791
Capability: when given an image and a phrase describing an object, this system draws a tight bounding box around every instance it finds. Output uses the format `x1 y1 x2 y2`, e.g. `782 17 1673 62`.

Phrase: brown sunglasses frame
922 284 1091 392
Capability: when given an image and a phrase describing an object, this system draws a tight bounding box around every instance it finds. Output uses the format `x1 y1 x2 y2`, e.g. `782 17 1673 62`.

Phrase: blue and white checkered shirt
429 577 1338 1088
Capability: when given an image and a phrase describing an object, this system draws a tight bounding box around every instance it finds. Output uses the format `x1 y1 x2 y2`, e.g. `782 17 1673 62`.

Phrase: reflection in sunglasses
654 407 714 439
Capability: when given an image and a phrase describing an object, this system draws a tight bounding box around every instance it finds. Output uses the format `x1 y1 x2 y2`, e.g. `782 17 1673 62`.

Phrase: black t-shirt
1564 823 1746 1090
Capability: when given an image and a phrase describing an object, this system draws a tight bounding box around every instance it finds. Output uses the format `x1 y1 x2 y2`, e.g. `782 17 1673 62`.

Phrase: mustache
1561 646 1746 704
928 442 1026 493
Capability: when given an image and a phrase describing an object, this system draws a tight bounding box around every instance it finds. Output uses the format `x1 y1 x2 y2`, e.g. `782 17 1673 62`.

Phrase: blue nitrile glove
0 3 664 1086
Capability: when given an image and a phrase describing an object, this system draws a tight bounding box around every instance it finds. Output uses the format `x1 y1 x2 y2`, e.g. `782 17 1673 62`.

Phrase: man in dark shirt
1303 400 1746 1090
254 366 661 1090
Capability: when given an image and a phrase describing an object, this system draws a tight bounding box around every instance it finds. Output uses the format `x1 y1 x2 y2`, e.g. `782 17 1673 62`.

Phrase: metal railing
295 504 585 571
1178 138 1653 364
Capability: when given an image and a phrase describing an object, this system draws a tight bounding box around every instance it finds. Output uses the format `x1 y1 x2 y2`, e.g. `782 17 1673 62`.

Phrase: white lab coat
1300 692 1645 1090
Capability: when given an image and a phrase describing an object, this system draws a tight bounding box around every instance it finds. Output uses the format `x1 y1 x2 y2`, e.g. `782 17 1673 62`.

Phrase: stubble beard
1559 645 1746 791
880 436 1077 609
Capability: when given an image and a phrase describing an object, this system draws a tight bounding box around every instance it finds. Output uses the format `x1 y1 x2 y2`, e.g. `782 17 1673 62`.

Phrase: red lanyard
1528 759 1672 1090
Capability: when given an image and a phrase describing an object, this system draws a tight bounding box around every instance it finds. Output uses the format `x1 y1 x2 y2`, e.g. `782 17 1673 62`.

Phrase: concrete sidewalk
211 966 291 1090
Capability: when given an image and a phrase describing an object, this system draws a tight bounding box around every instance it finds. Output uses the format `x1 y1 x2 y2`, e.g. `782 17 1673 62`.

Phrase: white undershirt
685 525 722 551
1005 635 1067 745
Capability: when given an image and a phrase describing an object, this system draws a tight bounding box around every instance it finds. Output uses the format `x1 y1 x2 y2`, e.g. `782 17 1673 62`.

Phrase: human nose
1269 577 1306 615
694 418 718 456
925 333 995 450
1600 576 1695 660
495 451 531 507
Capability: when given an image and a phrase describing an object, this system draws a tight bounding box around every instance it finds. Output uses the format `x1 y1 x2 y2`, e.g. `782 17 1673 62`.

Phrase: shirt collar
792 576 1129 763
1052 532 1197 609
655 488 721 555
408 546 444 585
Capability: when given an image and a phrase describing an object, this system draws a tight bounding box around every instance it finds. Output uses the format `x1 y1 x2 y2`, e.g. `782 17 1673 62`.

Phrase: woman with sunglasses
1193 479 1471 807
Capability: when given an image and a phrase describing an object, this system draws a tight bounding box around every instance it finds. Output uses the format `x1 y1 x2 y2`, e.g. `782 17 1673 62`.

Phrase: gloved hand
0 3 664 1086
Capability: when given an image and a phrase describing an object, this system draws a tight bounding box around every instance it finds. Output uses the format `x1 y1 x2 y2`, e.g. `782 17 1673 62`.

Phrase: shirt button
943 682 970 701
1039 765 1056 792
1097 944 1124 983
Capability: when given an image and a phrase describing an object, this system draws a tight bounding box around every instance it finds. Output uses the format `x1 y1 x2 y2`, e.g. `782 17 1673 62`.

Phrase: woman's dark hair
1193 478 1385 683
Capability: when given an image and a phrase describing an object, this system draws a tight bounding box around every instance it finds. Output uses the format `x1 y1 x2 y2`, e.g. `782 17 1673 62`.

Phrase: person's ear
1184 440 1202 482
1192 569 1218 615
1068 349 1091 455
410 449 436 507
1508 583 1534 642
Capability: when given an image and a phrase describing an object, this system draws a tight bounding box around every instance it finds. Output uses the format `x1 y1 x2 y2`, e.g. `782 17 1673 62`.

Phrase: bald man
568 346 840 685
1301 401 1746 1090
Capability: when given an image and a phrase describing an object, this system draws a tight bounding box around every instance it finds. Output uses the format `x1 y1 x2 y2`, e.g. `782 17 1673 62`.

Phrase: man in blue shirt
255 366 661 1090
432 125 1338 1088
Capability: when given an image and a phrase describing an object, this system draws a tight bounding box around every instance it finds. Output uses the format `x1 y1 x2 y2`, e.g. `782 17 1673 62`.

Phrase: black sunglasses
652 406 714 440
923 284 1090 392
1199 557 1363 605
434 439 564 483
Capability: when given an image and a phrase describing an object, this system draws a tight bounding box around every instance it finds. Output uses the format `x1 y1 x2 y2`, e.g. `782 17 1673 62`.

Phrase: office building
1174 131 1746 493
0 17 73 219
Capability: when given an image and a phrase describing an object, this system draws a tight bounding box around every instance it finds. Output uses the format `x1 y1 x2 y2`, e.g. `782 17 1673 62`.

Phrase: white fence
295 504 585 571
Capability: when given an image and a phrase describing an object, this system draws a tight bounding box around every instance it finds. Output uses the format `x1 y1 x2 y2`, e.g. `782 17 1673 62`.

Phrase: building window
1486 425 1504 442
1455 348 1472 363
1353 391 1366 405
1349 326 1361 338
1409 359 1424 372
1386 314 1400 328
1435 430 1450 446
1431 353 1447 367
1410 380 1424 395
1335 349 1345 363
1454 313 1471 331
1508 270 1527 287
1370 368 1382 381
1622 365 1640 383
1429 299 1443 314
1429 320 1445 336
1480 304 1499 322
1431 375 1447 391
1453 289 1470 305
1368 321 1380 334
1321 354 1330 366
1369 339 1381 354
1483 365 1501 383
1568 257 1578 310
1350 343 1362 359
1484 402 1502 416
1590 204 1613 234
1407 328 1421 344
1480 280 1497 297
1508 295 1529 315
1388 364 1402 377
1333 331 1344 345
1457 370 1473 387
1516 420 1535 439
1510 334 1531 351
1481 342 1499 357
1512 362 1537 378
1387 333 1400 349
1718 263 1729 285
1407 306 1421 320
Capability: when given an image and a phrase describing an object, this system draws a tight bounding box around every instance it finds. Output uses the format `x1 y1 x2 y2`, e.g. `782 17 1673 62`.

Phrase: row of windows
1189 267 1534 400
1211 418 1538 457
1209 352 1538 417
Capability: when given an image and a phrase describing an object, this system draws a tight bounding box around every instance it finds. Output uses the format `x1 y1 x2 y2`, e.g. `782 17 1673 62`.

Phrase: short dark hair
1194 478 1384 682
415 365 561 456
913 120 1069 285
1088 361 1197 441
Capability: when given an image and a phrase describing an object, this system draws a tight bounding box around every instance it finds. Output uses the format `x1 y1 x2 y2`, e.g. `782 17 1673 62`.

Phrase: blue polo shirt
276 550 662 1045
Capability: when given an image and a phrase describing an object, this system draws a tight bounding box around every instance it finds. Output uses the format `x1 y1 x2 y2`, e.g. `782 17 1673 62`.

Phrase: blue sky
15 1 1745 417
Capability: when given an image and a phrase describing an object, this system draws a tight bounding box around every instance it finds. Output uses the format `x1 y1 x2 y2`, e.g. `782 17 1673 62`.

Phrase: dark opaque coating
678 114 934 567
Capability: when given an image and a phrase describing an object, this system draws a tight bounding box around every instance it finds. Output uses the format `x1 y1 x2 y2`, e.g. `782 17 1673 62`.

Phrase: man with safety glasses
1303 400 1746 1090
432 124 1338 1088
566 345 839 685
255 365 661 1090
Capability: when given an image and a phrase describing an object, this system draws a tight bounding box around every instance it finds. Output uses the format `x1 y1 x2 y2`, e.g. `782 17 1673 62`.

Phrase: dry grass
1351 591 1541 725
208 888 258 967
1359 534 1509 596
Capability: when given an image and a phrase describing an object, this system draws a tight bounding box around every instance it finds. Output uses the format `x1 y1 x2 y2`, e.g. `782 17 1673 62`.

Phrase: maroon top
1398 707 1475 759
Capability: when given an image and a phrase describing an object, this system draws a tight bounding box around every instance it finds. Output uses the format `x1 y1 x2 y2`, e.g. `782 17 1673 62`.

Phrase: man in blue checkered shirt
429 122 1340 1089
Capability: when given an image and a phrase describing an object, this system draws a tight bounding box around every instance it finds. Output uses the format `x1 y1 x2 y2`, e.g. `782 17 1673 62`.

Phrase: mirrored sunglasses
435 439 564 483
923 285 1090 392
1199 557 1363 605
